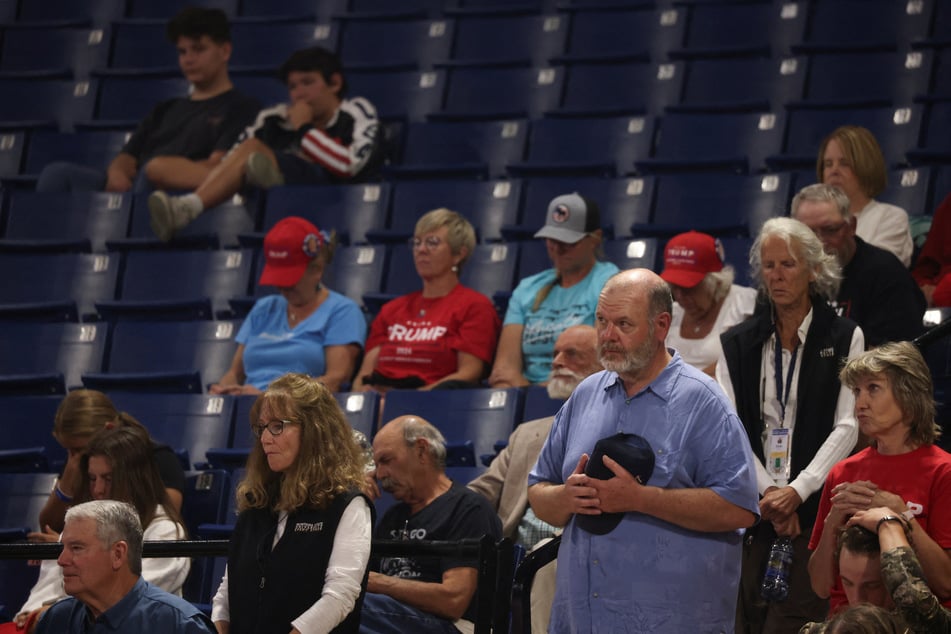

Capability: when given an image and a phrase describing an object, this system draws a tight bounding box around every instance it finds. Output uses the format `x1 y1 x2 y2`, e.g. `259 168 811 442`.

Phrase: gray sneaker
148 191 191 242
245 151 285 189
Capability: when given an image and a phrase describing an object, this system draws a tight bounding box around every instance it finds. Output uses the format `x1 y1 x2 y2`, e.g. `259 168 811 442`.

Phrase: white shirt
667 284 757 371
715 309 864 502
855 199 913 267
211 496 372 634
18 505 188 616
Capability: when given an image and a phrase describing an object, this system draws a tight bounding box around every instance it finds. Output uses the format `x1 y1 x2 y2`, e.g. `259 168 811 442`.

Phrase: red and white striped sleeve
298 97 380 179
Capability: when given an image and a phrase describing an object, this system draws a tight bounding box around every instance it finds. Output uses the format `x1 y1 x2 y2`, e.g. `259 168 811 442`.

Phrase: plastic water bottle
353 430 376 473
760 537 793 602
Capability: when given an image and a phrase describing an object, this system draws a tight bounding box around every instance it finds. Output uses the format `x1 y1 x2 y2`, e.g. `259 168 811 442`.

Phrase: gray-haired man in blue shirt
34 500 213 634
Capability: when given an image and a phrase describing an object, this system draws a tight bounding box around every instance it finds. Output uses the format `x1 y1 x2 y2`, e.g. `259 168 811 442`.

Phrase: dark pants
735 522 829 634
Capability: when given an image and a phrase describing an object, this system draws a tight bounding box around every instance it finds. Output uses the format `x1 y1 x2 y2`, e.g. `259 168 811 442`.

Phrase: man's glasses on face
251 419 295 438
814 222 848 239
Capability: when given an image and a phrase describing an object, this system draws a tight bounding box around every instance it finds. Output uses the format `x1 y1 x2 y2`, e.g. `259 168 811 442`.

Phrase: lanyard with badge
767 330 797 483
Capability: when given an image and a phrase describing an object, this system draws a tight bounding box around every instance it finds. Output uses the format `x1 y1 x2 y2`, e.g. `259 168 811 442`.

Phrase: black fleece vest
227 490 370 634
720 298 858 528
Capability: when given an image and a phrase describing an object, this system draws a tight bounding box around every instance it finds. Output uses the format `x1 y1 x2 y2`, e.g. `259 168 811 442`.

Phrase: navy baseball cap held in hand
576 432 655 536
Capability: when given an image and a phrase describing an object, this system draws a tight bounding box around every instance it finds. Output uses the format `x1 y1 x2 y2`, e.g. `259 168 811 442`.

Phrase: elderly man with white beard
467 324 602 546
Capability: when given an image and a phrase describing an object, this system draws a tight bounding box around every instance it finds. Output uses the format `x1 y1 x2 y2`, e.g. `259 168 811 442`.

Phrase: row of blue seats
0 233 694 321
1 54 950 137
0 167 947 252
0 0 947 58
3 4 948 79
1 107 949 192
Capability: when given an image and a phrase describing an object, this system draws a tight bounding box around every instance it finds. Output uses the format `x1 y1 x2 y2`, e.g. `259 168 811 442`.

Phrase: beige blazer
467 417 554 540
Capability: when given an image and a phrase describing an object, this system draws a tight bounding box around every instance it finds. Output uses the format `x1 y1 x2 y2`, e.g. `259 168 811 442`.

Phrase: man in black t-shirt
36 7 259 193
792 183 925 346
362 416 502 634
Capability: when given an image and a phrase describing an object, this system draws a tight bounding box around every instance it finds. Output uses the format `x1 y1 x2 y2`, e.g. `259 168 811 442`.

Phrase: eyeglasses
814 222 848 239
410 236 443 251
251 419 296 438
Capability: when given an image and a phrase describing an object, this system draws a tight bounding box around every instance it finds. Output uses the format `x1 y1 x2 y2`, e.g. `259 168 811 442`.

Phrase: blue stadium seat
180 469 231 605
240 0 345 20
379 387 523 475
4 191 131 252
107 20 180 74
230 21 339 73
0 131 26 179
103 249 254 319
339 17 454 70
929 48 951 101
0 473 57 616
95 77 189 125
0 25 111 78
319 245 388 312
718 236 756 288
84 320 240 393
262 183 391 245
126 0 238 19
436 66 563 121
0 252 119 320
770 105 925 170
604 237 661 272
21 129 131 179
334 391 381 438
878 167 933 217
934 166 951 209
557 6 686 63
509 116 655 177
16 0 125 26
671 0 807 59
907 102 951 164
796 51 935 108
107 394 235 469
793 0 934 53
389 119 528 179
555 61 684 117
0 396 66 471
344 0 443 18
0 322 107 393
521 384 561 422
642 172 792 238
0 78 97 131
347 69 447 123
637 111 786 174
389 179 522 242
448 13 567 66
675 57 806 113
459 243 520 300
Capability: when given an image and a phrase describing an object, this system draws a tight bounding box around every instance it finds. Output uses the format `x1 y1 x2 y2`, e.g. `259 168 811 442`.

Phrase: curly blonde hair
237 373 365 513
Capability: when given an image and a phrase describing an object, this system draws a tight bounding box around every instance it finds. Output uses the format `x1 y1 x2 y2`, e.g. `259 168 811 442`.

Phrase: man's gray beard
547 371 583 399
599 337 655 376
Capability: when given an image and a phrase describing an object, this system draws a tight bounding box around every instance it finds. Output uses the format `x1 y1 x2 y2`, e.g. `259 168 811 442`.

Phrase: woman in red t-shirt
353 208 501 392
808 341 951 614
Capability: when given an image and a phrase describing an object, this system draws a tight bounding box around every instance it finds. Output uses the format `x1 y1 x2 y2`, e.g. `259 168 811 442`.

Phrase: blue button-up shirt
35 578 215 634
529 352 759 633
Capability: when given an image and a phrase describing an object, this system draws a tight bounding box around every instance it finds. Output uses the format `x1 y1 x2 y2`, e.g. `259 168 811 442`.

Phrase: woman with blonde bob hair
354 207 501 391
817 125 913 266
808 341 951 616
212 373 373 634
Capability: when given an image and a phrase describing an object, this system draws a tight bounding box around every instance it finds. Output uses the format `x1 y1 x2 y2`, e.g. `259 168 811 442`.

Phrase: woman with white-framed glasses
212 373 373 633
352 208 500 392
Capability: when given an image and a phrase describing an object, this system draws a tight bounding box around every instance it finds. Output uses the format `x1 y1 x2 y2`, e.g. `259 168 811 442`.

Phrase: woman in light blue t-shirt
489 192 618 386
211 217 366 394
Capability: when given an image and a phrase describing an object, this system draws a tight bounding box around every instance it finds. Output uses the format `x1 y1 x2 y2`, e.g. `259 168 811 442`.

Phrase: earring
451 265 459 273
